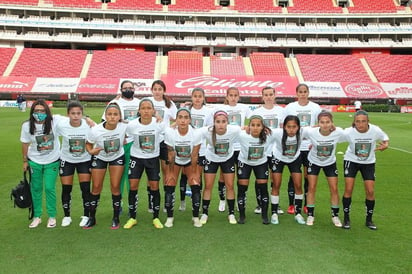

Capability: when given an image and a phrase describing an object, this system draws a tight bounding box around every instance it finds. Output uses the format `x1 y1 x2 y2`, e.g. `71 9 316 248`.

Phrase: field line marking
389 147 412 154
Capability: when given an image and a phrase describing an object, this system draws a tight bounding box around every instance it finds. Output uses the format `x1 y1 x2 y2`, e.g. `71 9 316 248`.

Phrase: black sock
202 199 210 215
61 184 72 217
128 190 138 219
164 186 175 218
227 199 235 215
258 183 268 220
254 181 261 207
218 181 226 201
151 189 160 218
237 184 248 218
295 197 303 215
307 206 315 217
191 185 201 218
112 194 121 220
304 177 309 207
179 174 187 201
147 186 152 210
342 196 352 219
287 177 295 206
331 206 339 217
89 194 100 218
79 181 90 217
365 199 375 222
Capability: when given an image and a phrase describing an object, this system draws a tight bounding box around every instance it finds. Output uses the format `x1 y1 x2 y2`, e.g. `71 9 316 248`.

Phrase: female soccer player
21 99 62 228
84 102 127 229
198 110 240 225
341 110 389 230
269 115 305 225
124 99 167 229
164 108 202 227
302 111 344 227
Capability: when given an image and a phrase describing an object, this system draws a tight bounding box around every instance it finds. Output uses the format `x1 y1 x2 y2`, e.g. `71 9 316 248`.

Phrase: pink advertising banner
340 82 387 98
77 78 119 94
0 76 36 92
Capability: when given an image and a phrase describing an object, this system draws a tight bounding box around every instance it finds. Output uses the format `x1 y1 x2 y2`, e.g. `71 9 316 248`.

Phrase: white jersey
238 130 273 166
164 127 202 165
343 124 389 164
87 122 127 162
20 115 63 165
101 97 141 144
284 101 322 151
190 105 214 157
302 127 345 166
145 96 177 142
271 128 301 163
56 118 91 163
199 125 241 163
126 117 166 159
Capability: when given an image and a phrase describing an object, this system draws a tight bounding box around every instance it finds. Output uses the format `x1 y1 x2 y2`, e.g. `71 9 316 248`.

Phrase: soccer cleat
29 217 41 229
185 188 192 197
271 213 279 225
163 207 167 213
123 218 137 229
237 216 246 224
228 214 237 224
332 216 343 228
179 201 186 211
254 206 262 214
192 217 203 228
165 217 174 228
79 216 89 227
366 221 377 230
47 217 57 228
61 216 72 227
148 208 154 213
342 218 351 229
83 217 96 229
277 207 284 215
306 216 315 226
111 218 120 230
218 200 226 212
200 214 208 225
153 218 164 229
303 206 308 215
262 217 270 225
287 205 295 214
295 214 306 225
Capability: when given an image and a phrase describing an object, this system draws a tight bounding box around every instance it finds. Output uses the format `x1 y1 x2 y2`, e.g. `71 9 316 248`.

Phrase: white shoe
29 217 41 228
61 216 72 227
271 213 279 225
277 207 284 215
179 201 186 211
332 216 342 227
79 216 89 227
254 206 262 214
295 214 306 225
192 217 202 228
200 214 208 225
165 217 174 228
306 216 315 226
163 207 167 213
148 208 154 213
228 214 237 224
47 217 57 228
218 200 226 212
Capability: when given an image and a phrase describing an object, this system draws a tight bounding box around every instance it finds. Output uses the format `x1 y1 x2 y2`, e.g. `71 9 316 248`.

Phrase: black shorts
237 161 269 180
300 150 309 167
159 141 168 161
59 159 91 176
307 162 338 177
197 155 207 166
204 157 235 174
343 160 375 181
129 156 160 181
270 156 302 174
91 155 125 169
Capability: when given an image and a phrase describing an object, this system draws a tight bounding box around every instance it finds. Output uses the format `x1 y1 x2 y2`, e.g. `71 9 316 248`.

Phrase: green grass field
1 107 411 273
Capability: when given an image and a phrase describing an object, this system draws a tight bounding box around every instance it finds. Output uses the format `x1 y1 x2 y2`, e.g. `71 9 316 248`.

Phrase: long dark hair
151 80 171 108
281 115 300 153
29 99 53 135
210 110 228 147
249 115 271 144
191 87 207 108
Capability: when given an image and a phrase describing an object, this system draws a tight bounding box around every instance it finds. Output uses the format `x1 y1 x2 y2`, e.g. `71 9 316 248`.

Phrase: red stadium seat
348 0 397 13
210 55 246 76
365 54 412 83
167 51 203 76
0 48 16 76
250 52 289 76
288 0 342 13
233 0 282 13
107 0 162 11
169 0 218 12
50 0 102 9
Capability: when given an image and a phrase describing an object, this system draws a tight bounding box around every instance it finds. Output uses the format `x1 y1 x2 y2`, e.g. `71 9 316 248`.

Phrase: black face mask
122 89 134 99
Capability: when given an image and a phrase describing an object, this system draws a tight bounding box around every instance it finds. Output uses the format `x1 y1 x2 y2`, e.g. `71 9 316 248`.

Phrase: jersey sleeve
164 128 174 147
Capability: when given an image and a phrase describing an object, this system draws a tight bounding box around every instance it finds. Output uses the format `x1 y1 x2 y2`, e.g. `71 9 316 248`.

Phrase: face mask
33 112 47 122
122 89 134 99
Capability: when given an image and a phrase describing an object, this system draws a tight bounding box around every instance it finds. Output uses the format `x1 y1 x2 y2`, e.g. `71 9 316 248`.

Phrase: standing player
341 110 389 230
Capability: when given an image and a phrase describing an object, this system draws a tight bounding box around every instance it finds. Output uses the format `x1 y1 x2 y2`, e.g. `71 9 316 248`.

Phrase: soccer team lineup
20 80 389 231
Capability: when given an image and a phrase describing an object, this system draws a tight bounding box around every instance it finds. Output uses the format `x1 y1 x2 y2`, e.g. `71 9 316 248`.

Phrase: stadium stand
50 0 102 9
167 51 203 76
168 0 218 12
87 50 156 78
106 0 162 11
364 54 412 83
10 48 87 77
348 0 397 13
210 55 246 76
0 47 16 76
296 54 371 82
0 0 39 6
288 0 342 13
250 52 289 76
232 0 282 13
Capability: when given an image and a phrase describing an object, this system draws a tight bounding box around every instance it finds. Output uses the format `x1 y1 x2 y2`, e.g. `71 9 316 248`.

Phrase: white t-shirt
199 125 241 163
302 127 345 166
56 118 91 163
126 117 166 159
87 122 127 162
20 115 63 164
343 124 389 164
284 101 322 151
145 96 177 142
238 130 273 166
190 105 214 157
271 128 301 163
164 127 202 165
